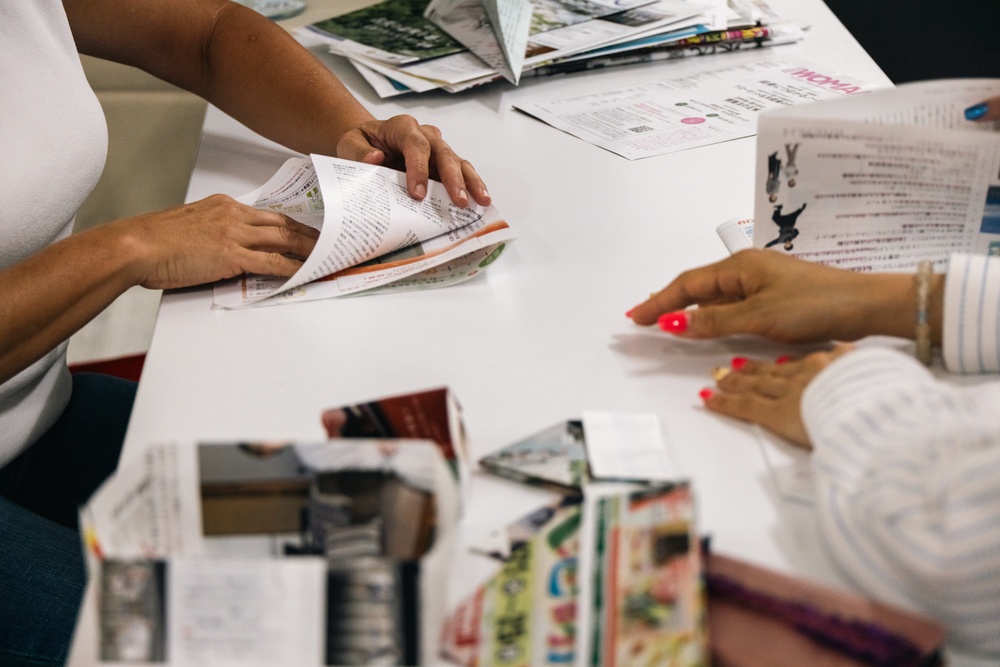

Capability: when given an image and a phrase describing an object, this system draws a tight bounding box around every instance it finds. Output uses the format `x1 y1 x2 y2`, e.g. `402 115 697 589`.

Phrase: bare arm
0 196 318 384
63 0 490 205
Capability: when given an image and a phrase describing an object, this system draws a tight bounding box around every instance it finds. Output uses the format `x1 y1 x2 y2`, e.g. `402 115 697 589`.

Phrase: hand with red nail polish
627 249 943 346
701 344 853 448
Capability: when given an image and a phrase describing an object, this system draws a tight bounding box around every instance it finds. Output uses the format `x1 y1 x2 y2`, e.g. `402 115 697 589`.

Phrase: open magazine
740 78 1000 270
212 155 514 309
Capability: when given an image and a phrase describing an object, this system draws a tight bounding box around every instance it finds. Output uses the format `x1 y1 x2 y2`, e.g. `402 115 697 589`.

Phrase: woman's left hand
701 345 854 449
338 114 491 208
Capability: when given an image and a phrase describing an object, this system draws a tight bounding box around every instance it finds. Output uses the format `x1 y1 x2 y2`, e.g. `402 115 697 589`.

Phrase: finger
630 263 742 326
717 369 795 399
701 389 812 449
428 141 471 207
234 248 306 277
374 116 433 200
461 159 491 206
648 297 782 340
240 215 319 259
337 129 387 168
245 212 320 239
965 96 1000 122
630 250 770 328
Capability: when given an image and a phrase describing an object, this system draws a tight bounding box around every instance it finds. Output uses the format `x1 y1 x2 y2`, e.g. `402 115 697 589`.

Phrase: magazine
320 386 470 492
748 78 1000 272
478 419 590 493
212 155 514 309
299 0 798 96
576 481 707 667
79 440 460 666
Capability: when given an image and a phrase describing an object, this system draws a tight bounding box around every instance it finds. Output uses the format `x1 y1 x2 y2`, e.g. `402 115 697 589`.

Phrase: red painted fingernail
658 311 689 333
625 307 636 318
731 356 749 371
775 355 792 364
699 388 714 401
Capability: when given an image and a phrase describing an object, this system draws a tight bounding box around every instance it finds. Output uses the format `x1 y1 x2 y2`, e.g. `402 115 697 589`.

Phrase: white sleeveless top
0 2 108 465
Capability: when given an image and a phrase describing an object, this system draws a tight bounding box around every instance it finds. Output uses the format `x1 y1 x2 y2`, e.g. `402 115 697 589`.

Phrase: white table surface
86 1 994 664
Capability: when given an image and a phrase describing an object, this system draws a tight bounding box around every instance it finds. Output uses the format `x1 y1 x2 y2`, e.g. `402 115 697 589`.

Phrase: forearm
68 0 375 156
0 223 142 383
191 3 375 155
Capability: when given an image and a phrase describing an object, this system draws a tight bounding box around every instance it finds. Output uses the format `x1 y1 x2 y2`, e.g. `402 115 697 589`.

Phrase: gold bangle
915 260 933 366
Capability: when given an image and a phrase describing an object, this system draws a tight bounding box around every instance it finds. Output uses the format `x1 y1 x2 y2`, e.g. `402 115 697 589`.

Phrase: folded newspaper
299 0 800 97
212 154 514 309
78 440 460 666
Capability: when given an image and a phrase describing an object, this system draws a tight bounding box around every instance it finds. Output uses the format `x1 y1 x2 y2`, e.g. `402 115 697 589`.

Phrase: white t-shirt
0 2 108 465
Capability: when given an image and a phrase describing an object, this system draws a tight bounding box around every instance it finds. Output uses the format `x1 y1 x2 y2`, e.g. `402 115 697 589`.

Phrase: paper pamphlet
79 440 459 666
715 217 754 253
514 59 879 160
751 78 1000 272
212 155 514 309
441 496 584 666
576 481 706 667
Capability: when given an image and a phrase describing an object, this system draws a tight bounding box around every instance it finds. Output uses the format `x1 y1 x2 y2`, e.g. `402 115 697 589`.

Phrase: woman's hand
112 194 320 290
628 249 943 345
337 115 491 208
965 95 1000 122
701 345 853 448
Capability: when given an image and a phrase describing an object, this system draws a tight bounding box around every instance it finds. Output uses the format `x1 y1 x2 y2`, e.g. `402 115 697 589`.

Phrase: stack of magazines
299 0 803 97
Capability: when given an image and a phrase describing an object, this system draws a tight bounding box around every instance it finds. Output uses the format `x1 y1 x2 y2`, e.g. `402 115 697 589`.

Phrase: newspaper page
80 445 203 562
212 155 514 309
752 79 1000 272
514 59 879 160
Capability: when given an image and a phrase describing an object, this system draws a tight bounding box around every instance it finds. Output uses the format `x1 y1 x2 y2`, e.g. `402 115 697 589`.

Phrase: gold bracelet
915 260 933 366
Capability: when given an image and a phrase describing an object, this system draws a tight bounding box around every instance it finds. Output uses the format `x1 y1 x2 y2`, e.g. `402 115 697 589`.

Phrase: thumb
336 130 385 165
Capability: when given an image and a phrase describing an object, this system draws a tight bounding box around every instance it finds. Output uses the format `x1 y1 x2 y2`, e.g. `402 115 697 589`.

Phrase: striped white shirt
802 254 1000 653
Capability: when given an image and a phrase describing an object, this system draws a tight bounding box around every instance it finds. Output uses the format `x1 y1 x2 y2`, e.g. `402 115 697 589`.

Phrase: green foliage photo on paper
310 0 463 60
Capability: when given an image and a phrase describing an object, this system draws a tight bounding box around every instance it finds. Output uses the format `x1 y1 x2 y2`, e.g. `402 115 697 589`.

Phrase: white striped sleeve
942 253 1000 373
801 346 1000 654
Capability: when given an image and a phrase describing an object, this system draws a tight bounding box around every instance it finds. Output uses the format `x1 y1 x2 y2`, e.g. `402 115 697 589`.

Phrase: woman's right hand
628 249 941 345
114 194 320 290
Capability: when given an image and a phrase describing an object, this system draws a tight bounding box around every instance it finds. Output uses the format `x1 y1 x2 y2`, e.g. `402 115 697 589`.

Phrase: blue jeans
0 373 135 667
